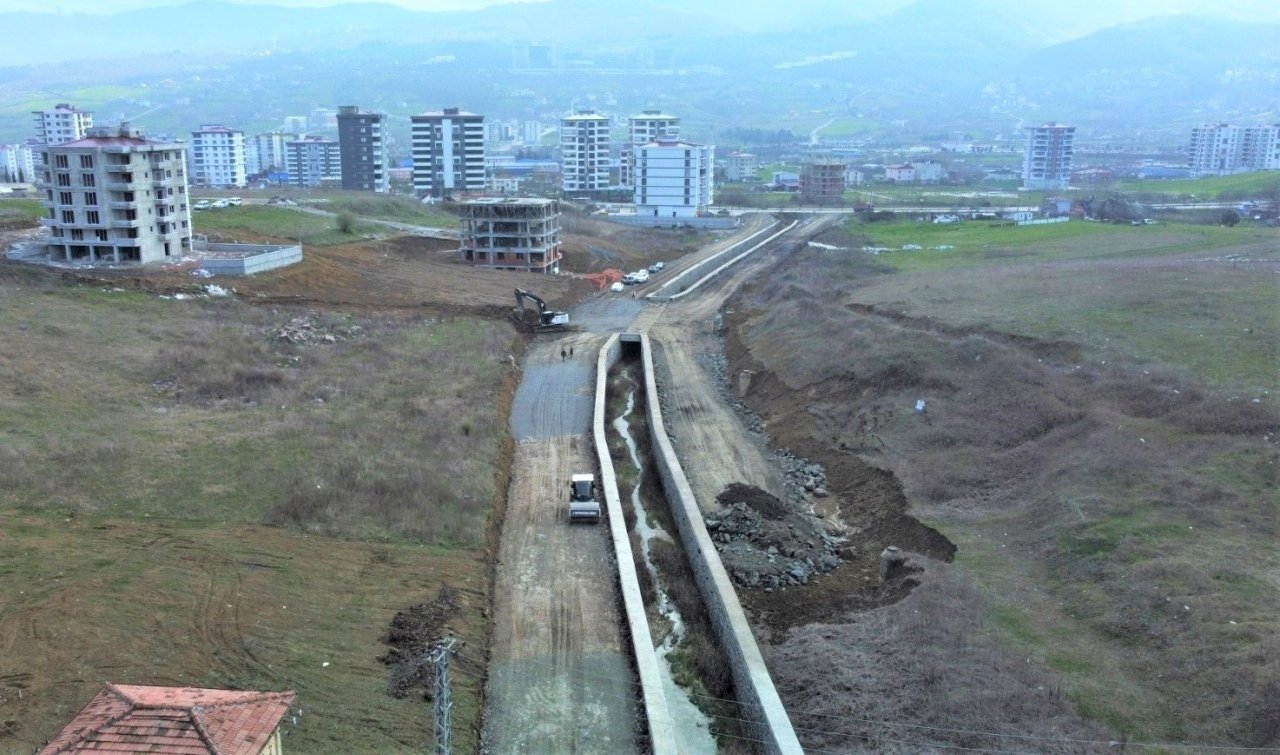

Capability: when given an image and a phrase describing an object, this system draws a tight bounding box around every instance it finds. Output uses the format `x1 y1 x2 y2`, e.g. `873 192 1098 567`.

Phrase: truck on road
568 474 601 523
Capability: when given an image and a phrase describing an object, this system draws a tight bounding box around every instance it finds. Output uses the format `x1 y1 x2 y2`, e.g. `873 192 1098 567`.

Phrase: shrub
335 211 358 234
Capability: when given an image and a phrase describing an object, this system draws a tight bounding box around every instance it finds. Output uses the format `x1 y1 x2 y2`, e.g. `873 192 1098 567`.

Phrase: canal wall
639 333 803 754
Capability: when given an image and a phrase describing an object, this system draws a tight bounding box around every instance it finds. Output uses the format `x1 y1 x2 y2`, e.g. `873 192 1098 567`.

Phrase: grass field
312 194 457 228
1113 171 1280 199
0 269 519 750
192 205 375 246
730 218 1280 748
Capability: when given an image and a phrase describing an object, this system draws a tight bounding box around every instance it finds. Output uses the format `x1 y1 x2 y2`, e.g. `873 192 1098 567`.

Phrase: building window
87 210 99 224
59 191 73 205
85 192 97 206
79 155 93 168
82 173 95 187
96 230 108 241
54 154 69 169
57 173 71 187
71 229 83 240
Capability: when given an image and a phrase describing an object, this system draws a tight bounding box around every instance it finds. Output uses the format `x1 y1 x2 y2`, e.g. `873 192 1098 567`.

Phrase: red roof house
39 684 296 755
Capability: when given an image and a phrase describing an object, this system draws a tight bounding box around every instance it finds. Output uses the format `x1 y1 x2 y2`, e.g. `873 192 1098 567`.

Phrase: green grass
313 193 458 228
0 271 515 752
1112 171 1280 199
0 197 42 223
192 205 373 246
816 118 868 138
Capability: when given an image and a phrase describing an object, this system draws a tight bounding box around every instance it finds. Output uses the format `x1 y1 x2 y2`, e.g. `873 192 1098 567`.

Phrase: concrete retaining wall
649 219 794 302
199 243 302 276
606 214 740 230
593 334 678 754
640 333 803 754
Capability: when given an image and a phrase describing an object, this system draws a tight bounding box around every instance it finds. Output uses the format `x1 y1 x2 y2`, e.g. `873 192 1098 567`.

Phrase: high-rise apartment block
1021 122 1075 190
285 137 341 188
411 108 485 197
33 104 94 147
633 139 713 218
458 197 563 274
1189 123 1280 176
246 132 297 177
621 110 679 187
561 111 611 193
189 125 246 188
38 124 192 264
337 105 387 192
1 143 37 183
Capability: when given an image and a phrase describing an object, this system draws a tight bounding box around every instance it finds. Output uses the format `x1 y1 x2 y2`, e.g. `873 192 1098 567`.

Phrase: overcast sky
0 0 541 12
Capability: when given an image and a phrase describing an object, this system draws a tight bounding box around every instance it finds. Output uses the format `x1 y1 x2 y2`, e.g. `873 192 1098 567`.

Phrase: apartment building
724 151 757 182
621 110 679 187
458 197 562 274
561 110 611 193
38 124 192 264
246 132 298 177
1021 122 1075 190
189 125 247 188
411 108 485 197
1189 123 1280 176
284 136 341 188
633 139 713 218
33 103 94 147
0 143 37 183
801 158 847 198
337 105 388 192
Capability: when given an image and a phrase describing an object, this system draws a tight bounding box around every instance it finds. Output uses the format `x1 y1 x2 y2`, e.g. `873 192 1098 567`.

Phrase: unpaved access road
483 330 638 753
649 215 840 513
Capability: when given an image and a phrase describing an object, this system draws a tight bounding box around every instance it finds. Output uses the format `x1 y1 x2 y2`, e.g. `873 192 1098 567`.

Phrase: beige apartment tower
39 124 192 264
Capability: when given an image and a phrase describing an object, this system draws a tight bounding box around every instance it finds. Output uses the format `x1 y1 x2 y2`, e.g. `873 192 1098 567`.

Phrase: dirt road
648 215 839 512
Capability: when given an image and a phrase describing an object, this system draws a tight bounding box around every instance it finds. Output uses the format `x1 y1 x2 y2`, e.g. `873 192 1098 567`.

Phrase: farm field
725 218 1279 749
1112 171 1280 199
0 267 520 751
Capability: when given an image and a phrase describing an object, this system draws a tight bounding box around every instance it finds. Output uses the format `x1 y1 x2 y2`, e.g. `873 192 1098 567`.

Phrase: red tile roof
40 684 296 755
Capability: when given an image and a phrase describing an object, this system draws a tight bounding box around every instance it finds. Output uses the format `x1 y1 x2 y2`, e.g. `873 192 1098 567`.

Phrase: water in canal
611 367 717 755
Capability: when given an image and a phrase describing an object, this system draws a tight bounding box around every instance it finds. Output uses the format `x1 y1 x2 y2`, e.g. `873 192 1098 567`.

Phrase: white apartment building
633 139 713 218
724 151 757 182
246 131 298 177
1189 123 1280 176
0 143 37 183
561 111 611 193
189 125 247 188
411 108 486 197
33 104 94 147
38 124 192 264
285 137 341 188
621 110 679 187
1022 122 1075 190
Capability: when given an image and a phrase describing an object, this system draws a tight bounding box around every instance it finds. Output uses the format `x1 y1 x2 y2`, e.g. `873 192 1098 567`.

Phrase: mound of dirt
378 585 460 699
708 484 843 590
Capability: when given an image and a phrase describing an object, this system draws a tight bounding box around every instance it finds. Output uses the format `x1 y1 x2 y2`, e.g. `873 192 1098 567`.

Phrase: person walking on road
569 346 574 358
561 347 567 361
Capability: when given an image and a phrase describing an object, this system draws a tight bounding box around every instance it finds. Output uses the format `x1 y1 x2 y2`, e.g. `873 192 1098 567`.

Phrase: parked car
610 281 625 293
211 199 230 209
192 200 211 211
227 197 242 207
622 273 638 285
632 269 650 283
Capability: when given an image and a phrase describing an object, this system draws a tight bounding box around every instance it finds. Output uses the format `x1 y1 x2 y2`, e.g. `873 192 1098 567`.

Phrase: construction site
458 197 563 274
1 192 1276 754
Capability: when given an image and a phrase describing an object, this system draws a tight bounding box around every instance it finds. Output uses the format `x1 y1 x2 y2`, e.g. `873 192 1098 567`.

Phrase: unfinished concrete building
800 158 846 200
459 197 562 274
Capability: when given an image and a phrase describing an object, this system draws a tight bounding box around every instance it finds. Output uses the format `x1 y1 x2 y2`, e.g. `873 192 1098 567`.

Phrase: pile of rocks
272 311 361 346
776 450 830 503
706 485 845 591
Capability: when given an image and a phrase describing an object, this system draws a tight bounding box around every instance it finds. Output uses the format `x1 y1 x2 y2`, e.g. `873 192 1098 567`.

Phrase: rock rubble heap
707 484 845 590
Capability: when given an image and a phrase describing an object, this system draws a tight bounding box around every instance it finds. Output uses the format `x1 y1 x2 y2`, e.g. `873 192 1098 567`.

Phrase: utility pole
429 637 459 755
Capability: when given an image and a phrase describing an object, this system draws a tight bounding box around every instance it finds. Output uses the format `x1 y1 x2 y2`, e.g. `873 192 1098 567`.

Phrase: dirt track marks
483 345 638 752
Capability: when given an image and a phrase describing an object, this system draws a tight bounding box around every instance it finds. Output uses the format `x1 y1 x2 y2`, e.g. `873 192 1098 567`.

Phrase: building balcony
105 181 132 191
110 218 141 229
109 200 138 210
104 163 134 173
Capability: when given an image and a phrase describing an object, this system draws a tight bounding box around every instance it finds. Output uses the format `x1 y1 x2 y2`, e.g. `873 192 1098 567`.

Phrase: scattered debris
378 585 459 699
706 484 845 590
271 311 362 345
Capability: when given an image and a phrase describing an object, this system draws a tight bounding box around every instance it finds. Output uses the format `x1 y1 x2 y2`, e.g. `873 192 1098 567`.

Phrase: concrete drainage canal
606 352 742 753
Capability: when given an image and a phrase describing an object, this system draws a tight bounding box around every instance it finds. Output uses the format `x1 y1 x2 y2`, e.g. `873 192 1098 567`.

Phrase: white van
193 200 211 211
